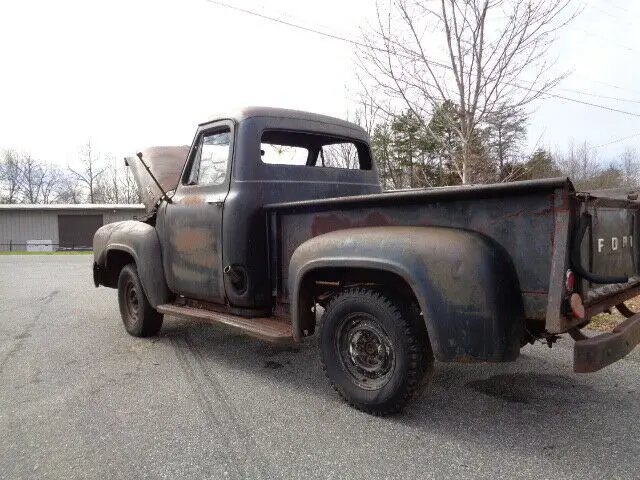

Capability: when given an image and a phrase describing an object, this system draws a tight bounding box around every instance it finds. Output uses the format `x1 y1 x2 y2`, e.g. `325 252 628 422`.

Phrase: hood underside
126 146 190 213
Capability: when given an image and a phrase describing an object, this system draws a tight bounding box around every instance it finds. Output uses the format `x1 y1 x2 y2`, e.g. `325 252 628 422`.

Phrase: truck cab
156 107 380 313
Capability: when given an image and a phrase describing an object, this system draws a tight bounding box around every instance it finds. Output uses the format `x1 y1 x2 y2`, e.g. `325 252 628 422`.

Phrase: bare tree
55 172 85 204
350 84 388 136
95 154 120 204
121 166 141 203
358 0 576 184
0 150 23 203
1 146 139 205
40 165 63 204
555 141 603 190
68 140 106 203
95 155 141 204
18 154 48 203
619 147 640 187
322 142 360 169
1 150 68 204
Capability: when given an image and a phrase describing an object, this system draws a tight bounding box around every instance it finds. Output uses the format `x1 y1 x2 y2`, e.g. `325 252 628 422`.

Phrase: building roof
0 204 145 211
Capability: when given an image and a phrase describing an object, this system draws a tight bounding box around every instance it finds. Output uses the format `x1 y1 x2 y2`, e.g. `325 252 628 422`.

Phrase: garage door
58 214 103 250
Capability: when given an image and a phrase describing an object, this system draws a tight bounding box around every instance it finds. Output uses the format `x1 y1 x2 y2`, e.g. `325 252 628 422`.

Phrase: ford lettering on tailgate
591 208 638 279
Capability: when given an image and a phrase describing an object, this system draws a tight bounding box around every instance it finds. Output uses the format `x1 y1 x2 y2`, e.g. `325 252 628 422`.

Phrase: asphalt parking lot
1 255 640 479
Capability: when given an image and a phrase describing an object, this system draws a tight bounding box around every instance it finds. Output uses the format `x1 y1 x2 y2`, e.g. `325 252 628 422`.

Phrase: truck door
161 121 233 303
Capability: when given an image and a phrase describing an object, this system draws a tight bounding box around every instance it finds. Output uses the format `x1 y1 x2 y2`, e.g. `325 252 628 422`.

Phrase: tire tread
319 287 433 416
117 263 163 337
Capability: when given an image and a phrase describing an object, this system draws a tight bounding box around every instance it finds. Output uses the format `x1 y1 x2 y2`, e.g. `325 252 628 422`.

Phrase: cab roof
200 106 369 141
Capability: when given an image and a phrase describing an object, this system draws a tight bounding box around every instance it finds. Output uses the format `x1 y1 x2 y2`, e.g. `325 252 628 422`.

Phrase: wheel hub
337 314 396 390
125 280 139 323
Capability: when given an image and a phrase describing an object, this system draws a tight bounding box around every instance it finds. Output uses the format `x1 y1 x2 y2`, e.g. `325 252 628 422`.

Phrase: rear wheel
319 287 433 415
117 264 163 337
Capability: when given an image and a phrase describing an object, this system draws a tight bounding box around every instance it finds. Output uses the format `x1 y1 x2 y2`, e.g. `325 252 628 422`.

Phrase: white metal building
0 204 146 251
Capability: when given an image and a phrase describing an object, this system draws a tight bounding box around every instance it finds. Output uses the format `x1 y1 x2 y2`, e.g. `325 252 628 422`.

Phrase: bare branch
358 0 578 184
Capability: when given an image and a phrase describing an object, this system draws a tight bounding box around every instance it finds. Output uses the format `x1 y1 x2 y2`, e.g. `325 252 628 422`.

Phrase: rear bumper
574 313 640 373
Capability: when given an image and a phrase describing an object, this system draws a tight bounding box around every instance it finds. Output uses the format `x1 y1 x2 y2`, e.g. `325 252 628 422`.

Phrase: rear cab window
260 130 372 170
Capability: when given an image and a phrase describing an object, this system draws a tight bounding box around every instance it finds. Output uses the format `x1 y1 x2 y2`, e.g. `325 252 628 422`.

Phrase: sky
0 0 639 168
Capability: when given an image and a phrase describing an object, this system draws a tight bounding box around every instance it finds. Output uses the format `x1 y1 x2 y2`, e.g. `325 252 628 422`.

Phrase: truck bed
267 177 640 336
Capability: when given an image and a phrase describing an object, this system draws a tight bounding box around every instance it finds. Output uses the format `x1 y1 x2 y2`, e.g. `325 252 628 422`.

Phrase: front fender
93 220 170 308
288 226 524 362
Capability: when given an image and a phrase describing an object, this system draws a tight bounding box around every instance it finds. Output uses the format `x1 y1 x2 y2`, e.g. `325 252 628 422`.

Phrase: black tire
117 264 163 337
319 287 434 415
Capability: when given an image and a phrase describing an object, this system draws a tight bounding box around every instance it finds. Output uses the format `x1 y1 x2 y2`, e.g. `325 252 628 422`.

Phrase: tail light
570 293 585 319
565 270 584 319
565 269 576 293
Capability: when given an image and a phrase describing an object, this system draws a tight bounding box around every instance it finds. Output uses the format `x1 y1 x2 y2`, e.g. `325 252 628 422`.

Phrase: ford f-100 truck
93 107 640 415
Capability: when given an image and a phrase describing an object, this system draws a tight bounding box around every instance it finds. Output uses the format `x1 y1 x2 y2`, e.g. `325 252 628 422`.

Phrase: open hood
125 146 190 213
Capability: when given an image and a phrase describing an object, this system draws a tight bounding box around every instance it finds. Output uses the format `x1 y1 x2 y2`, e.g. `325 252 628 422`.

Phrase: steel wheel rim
124 280 140 326
336 313 396 390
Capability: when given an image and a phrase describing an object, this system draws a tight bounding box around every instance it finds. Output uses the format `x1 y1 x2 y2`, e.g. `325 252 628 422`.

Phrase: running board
156 304 294 344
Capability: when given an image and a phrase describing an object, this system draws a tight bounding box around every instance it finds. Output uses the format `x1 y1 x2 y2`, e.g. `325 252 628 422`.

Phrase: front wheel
117 264 163 337
319 288 433 415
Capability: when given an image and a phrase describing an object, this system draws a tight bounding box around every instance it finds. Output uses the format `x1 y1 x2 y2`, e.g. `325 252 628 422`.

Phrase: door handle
207 200 224 207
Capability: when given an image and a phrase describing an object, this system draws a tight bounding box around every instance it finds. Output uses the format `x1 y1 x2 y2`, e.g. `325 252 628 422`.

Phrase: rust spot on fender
311 214 355 236
362 211 393 227
311 211 396 236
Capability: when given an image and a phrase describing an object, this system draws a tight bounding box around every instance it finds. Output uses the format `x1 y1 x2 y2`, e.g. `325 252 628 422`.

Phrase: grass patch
587 295 640 332
0 251 92 255
589 312 625 332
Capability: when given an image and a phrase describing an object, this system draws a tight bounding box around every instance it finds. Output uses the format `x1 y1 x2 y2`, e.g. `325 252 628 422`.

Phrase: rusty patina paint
180 195 206 206
574 311 640 372
282 189 562 322
311 214 354 236
311 211 394 236
173 229 217 269
175 229 208 251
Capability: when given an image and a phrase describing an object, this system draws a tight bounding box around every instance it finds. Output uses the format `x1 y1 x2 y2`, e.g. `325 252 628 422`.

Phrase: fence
0 241 92 252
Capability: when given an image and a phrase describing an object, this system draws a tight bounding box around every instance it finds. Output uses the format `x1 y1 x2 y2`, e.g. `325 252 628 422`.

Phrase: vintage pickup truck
93 107 640 415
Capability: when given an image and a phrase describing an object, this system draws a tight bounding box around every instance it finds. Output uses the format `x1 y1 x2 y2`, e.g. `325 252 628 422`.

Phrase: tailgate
571 189 640 372
575 189 640 307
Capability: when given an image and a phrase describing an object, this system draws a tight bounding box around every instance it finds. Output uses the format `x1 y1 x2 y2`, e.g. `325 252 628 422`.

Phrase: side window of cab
186 128 232 186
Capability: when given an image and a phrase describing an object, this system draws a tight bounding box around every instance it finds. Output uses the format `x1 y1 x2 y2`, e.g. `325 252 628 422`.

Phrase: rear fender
93 221 170 307
288 226 524 362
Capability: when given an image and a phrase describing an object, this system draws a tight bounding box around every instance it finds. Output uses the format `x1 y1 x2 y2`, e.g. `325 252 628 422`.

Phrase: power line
203 0 640 119
554 86 640 104
573 27 637 54
202 0 374 51
569 2 638 53
594 132 640 149
571 74 640 96
206 0 640 99
538 92 640 117
601 0 631 14
584 1 635 26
